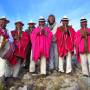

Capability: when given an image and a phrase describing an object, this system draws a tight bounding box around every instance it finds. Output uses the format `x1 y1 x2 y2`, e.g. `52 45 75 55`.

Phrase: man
10 21 29 77
30 16 52 76
48 14 59 72
0 16 10 78
25 20 36 69
56 16 75 74
75 17 90 77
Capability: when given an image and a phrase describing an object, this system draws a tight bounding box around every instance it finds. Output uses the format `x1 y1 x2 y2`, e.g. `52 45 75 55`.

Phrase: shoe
29 72 36 74
83 74 89 77
39 74 46 78
66 72 73 76
66 70 72 74
58 70 64 73
58 71 64 75
49 69 54 73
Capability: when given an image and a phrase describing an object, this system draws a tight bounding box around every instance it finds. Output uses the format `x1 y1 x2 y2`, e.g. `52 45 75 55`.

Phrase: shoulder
45 26 51 30
11 30 16 35
69 26 75 31
57 26 62 31
75 29 81 36
87 28 90 31
22 31 28 35
55 23 60 27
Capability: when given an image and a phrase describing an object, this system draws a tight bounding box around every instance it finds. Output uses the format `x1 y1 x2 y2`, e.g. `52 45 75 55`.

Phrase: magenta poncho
30 26 52 63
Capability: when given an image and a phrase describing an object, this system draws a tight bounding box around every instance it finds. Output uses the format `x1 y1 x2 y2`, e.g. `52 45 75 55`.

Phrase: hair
48 14 55 23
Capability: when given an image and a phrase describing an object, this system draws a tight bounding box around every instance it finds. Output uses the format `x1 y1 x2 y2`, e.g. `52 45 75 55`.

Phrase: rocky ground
1 58 90 90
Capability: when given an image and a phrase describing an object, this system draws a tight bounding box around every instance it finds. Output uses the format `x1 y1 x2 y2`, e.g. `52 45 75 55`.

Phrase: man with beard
30 16 52 76
56 16 75 74
48 15 59 73
10 21 29 77
75 17 90 77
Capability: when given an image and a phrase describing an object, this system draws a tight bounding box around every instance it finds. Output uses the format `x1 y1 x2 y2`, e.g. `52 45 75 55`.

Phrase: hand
41 29 45 35
81 31 88 38
64 30 70 35
37 31 41 36
1 39 7 48
42 30 48 36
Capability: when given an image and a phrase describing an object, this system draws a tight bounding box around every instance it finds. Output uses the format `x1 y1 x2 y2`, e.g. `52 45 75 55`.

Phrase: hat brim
39 20 45 22
38 18 46 22
5 20 10 23
0 18 10 23
15 22 24 26
80 20 87 23
28 23 36 25
61 19 69 21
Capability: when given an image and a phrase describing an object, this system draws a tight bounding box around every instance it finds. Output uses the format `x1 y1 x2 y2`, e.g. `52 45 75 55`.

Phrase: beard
48 21 55 25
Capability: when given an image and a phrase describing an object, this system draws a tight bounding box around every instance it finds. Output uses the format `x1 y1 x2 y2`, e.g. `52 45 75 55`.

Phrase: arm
0 36 4 48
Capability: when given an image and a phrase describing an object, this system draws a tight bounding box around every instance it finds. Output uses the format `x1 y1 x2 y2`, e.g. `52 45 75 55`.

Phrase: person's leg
54 43 59 70
80 54 89 76
49 43 54 70
0 57 7 77
25 44 31 68
58 56 64 72
4 60 12 77
29 50 35 72
87 53 90 75
0 36 4 48
13 60 21 77
66 52 72 73
40 56 46 75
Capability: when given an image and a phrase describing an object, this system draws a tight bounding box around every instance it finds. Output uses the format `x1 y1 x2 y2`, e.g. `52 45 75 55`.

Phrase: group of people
0 14 90 80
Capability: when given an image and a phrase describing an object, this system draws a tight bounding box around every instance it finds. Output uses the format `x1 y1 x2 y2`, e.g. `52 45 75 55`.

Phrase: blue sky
0 0 90 31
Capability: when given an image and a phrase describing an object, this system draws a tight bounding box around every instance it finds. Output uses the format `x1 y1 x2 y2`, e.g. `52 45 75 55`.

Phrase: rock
60 80 80 90
9 87 15 90
78 76 90 90
23 72 31 80
18 85 27 90
7 63 90 90
0 80 4 90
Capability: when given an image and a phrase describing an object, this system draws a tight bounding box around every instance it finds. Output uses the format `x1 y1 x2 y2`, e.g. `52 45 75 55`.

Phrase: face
81 21 87 28
2 20 8 29
62 20 69 26
29 23 35 28
48 16 55 25
15 23 23 30
0 19 5 27
39 21 45 27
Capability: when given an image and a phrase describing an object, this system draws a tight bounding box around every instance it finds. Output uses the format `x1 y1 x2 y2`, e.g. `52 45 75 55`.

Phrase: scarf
48 23 56 30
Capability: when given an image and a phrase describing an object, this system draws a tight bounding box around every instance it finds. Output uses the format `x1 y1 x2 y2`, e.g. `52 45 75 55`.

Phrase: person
75 17 90 77
56 16 75 74
25 20 36 69
10 21 29 77
30 16 52 76
47 14 59 72
0 16 10 78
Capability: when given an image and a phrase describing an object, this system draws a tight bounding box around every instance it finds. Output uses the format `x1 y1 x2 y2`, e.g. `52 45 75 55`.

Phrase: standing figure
10 21 29 77
48 14 59 72
0 16 10 77
75 17 90 77
25 20 36 69
56 16 75 74
30 17 52 76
